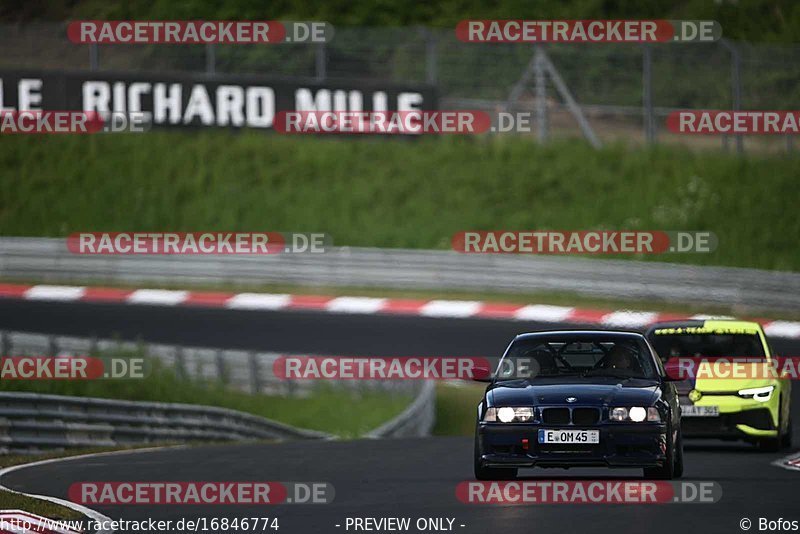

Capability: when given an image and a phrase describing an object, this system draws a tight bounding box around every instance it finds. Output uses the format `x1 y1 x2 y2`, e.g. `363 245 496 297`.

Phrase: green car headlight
737 385 774 402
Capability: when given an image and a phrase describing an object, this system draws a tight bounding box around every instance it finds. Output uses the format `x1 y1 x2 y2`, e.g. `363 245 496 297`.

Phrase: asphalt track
1 298 798 534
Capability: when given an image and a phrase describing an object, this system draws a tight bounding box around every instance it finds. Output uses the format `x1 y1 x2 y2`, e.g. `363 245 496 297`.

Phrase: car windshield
496 337 658 380
649 331 766 360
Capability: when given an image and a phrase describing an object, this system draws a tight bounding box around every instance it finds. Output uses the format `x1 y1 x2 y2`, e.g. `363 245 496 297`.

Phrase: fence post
315 43 327 81
642 44 656 144
89 43 99 71
732 45 743 154
721 39 744 154
205 43 216 76
534 47 548 143
425 30 438 85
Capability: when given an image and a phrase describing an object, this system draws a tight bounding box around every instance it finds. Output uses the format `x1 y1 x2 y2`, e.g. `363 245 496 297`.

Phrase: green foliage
3 0 800 43
0 132 797 271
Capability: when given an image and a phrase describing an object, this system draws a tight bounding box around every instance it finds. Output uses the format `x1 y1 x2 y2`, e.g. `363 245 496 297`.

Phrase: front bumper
680 393 779 440
477 422 668 469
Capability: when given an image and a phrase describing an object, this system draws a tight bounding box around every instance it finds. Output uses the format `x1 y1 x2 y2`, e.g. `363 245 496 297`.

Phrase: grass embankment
0 356 412 516
1 133 799 271
0 357 412 438
433 382 487 436
0 492 84 520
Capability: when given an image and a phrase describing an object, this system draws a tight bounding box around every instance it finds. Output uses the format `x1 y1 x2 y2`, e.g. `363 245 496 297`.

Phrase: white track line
225 293 290 310
420 300 482 318
602 311 660 328
0 446 184 534
24 286 85 301
326 297 387 314
772 451 800 472
126 289 188 305
513 304 575 322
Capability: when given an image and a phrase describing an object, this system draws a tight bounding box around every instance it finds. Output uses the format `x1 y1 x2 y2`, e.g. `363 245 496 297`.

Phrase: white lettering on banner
0 76 430 130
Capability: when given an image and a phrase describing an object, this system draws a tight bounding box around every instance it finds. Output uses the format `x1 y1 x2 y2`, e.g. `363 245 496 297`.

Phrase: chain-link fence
2 23 799 153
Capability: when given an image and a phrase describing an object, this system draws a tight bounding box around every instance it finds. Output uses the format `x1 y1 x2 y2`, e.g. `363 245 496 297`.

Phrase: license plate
538 429 600 444
681 405 719 417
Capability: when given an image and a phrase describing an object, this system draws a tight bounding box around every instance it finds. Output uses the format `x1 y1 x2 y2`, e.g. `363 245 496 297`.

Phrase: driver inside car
600 344 642 373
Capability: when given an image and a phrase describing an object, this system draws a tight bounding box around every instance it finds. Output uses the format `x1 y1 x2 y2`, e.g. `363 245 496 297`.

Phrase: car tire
644 428 675 480
781 418 793 449
758 400 786 452
672 430 684 479
474 433 518 481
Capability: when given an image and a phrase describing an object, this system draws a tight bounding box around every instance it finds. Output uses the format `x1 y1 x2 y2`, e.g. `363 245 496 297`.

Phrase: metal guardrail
0 391 332 454
2 238 800 311
365 381 435 439
0 330 437 452
1 330 302 397
0 330 421 397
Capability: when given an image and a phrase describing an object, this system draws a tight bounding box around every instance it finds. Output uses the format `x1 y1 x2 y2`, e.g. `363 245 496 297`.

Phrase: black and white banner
0 70 436 130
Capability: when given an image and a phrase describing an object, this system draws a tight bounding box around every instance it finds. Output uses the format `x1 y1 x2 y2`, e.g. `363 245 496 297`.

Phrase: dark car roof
514 330 646 342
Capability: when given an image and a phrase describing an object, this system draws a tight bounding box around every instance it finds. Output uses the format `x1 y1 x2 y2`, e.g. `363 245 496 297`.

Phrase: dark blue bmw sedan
474 330 683 480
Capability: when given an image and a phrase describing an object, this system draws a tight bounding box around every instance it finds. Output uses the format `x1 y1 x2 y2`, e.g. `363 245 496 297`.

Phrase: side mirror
471 364 493 383
662 358 689 381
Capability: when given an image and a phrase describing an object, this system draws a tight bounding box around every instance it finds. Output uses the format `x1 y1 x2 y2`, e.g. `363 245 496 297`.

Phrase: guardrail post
249 352 261 394
216 349 228 384
48 335 58 357
175 347 186 379
1 331 9 357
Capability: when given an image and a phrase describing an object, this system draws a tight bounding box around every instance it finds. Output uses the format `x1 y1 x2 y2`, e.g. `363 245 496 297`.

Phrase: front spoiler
477 422 668 469
480 454 664 469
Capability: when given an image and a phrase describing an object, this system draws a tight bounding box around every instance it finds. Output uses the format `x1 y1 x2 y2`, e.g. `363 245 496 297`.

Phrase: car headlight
610 406 661 422
610 407 628 421
629 406 647 422
738 385 774 402
483 406 534 423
